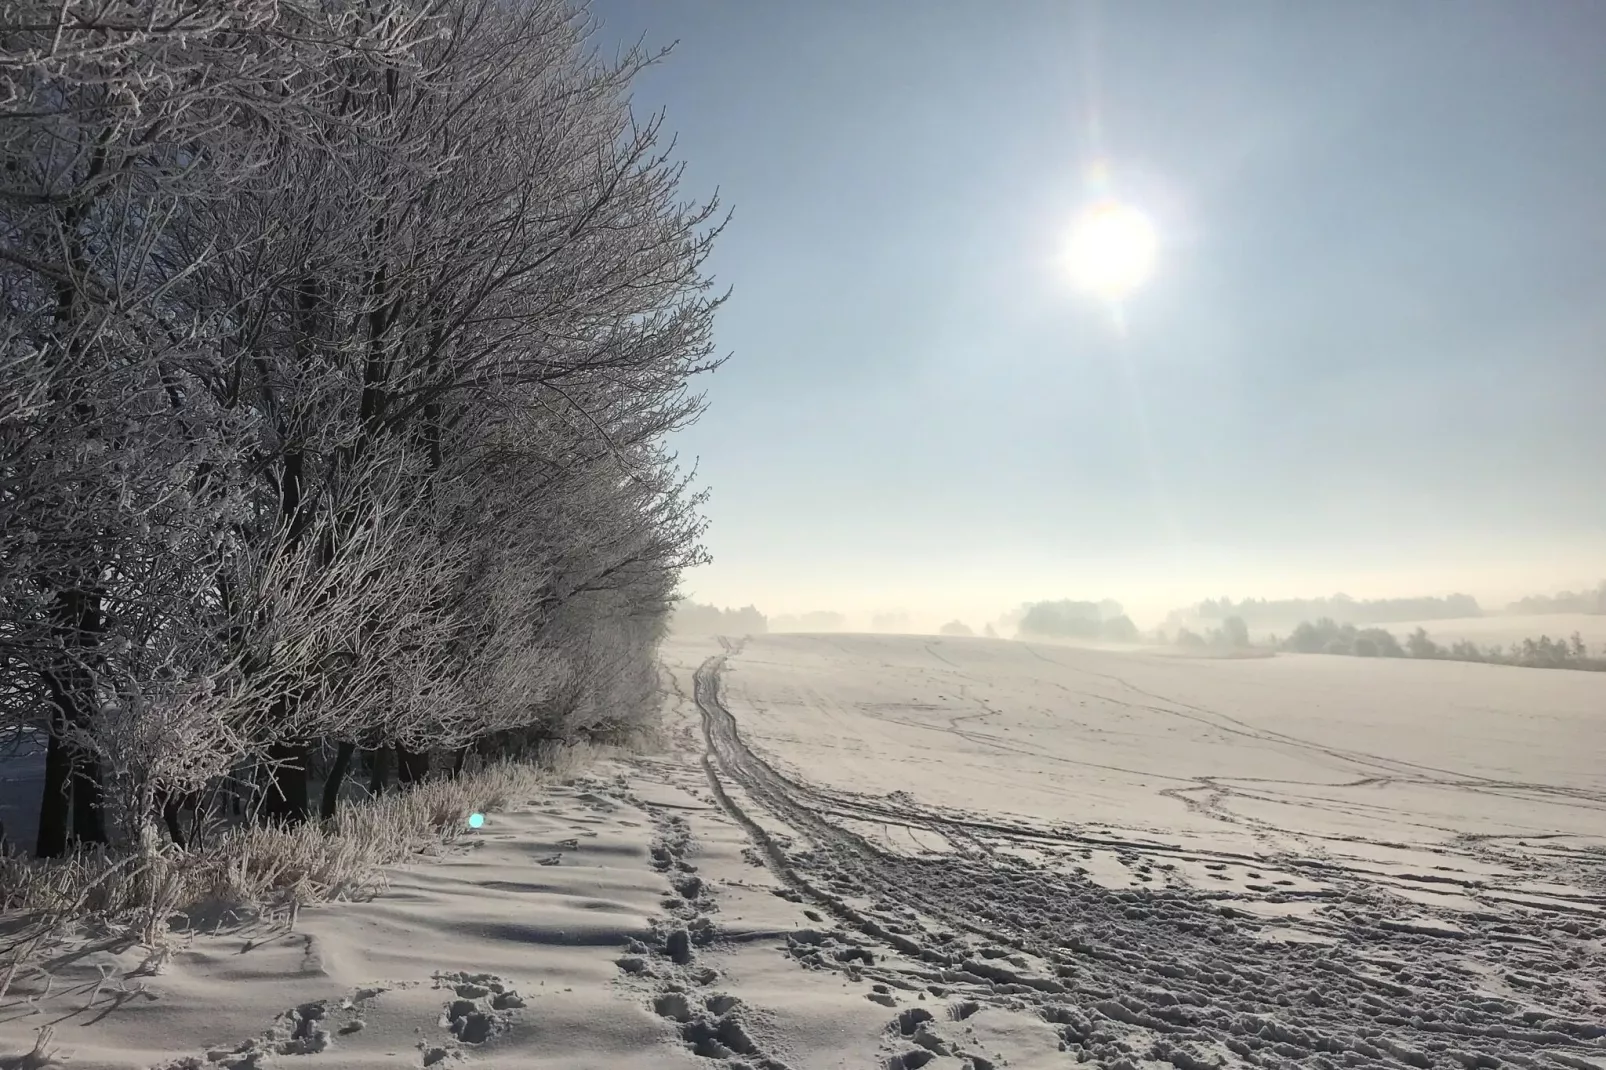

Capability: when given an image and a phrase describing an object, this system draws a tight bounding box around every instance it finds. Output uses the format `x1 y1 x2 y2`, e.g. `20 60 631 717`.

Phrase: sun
1063 199 1158 301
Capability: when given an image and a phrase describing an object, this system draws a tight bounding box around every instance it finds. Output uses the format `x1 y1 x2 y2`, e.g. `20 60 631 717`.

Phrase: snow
4 633 1604 1070
0 777 686 1070
718 635 1605 869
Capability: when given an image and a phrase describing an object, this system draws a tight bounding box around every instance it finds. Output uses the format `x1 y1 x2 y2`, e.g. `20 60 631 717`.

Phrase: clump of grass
0 752 592 1002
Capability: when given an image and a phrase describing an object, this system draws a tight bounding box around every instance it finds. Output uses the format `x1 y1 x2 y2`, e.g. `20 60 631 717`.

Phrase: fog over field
1385 614 1606 651
5 1 1606 1068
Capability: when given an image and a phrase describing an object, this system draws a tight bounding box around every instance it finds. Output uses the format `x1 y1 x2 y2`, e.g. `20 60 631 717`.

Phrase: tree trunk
190 784 223 850
38 162 108 857
35 734 73 858
367 746 392 796
259 741 310 825
162 795 187 849
70 752 108 845
321 741 356 819
450 747 468 779
396 746 429 786
37 588 108 851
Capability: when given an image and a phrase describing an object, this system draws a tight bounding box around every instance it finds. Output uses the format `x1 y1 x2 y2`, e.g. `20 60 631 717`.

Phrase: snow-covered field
3 634 1603 1070
716 634 1605 871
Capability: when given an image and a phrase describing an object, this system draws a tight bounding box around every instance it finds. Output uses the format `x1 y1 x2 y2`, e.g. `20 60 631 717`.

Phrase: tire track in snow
694 647 1606 1070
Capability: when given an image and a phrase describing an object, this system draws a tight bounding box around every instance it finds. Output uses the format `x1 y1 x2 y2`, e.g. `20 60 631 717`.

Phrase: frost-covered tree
2 0 723 851
1 0 433 851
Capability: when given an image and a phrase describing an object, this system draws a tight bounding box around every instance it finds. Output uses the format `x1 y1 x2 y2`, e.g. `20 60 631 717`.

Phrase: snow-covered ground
715 634 1605 876
1 773 697 1070
4 633 1603 1070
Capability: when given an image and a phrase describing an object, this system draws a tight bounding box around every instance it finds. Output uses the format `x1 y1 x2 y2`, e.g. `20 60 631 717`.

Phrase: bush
1174 616 1257 653
1101 615 1141 643
1174 628 1207 650
939 621 974 637
1406 628 1441 659
1356 628 1403 657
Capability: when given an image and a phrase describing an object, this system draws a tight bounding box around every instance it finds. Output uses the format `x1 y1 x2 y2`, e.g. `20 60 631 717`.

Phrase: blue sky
591 1 1606 625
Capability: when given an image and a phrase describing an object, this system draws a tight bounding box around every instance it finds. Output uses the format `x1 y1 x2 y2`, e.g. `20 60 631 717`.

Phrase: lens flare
467 812 485 829
1063 199 1158 301
1085 158 1113 196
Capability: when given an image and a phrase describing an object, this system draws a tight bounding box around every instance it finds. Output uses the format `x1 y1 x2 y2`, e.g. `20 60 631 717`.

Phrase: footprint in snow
433 971 526 1047
186 985 390 1068
652 989 785 1067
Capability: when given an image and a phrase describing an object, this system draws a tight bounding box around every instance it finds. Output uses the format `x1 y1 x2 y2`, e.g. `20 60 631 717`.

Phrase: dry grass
0 747 605 996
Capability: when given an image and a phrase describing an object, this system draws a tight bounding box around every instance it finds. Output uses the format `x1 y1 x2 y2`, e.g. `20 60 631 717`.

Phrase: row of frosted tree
1174 593 1482 629
1 0 722 856
669 601 767 636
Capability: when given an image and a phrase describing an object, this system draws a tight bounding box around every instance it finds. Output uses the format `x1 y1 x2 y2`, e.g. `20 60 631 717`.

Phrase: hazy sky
590 1 1606 626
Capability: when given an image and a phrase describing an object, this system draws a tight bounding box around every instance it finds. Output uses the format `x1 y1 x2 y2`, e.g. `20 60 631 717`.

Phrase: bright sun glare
1064 199 1158 302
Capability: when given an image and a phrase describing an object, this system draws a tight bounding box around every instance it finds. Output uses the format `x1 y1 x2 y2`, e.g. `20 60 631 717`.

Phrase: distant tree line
1170 616 1253 652
1280 620 1407 657
770 611 848 633
670 601 767 635
1171 593 1482 630
1015 599 1139 643
1 0 721 856
1279 621 1606 671
669 610 987 637
1504 583 1606 615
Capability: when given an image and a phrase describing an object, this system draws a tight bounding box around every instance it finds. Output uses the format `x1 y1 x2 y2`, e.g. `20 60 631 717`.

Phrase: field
3 634 1603 1070
713 634 1605 867
658 634 1606 1069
